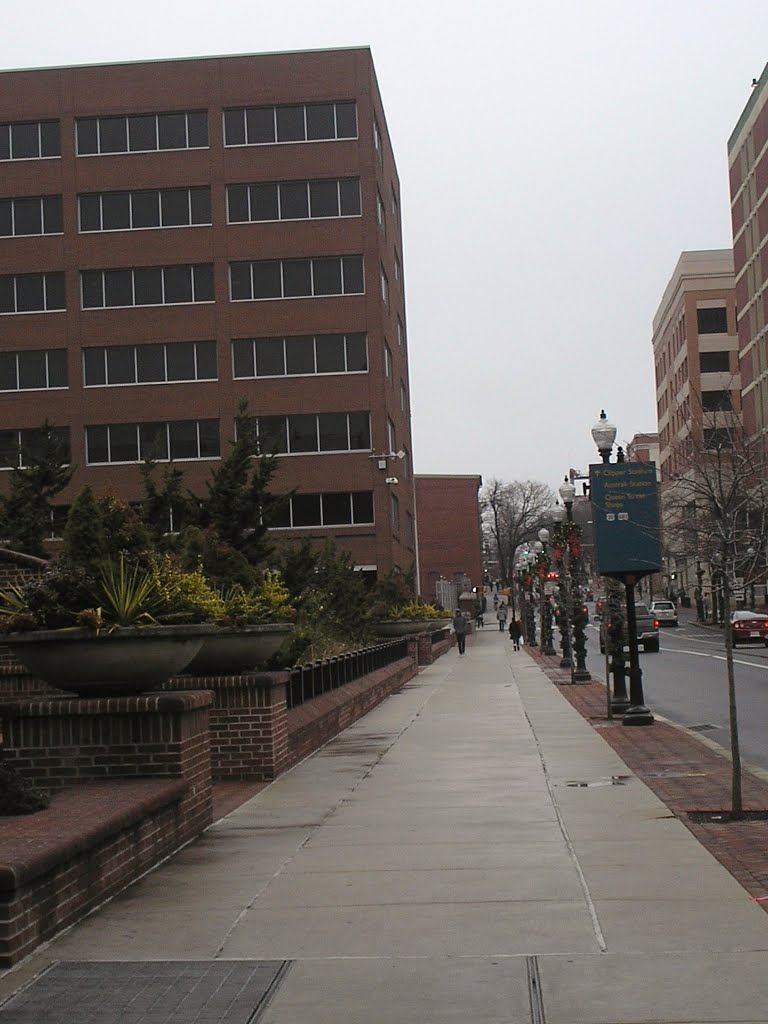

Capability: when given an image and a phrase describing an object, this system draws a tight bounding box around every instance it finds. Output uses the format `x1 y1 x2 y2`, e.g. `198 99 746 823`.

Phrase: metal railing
287 638 409 710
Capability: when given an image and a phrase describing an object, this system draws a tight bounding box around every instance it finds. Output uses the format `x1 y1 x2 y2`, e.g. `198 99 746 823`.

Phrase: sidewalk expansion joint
526 955 547 1024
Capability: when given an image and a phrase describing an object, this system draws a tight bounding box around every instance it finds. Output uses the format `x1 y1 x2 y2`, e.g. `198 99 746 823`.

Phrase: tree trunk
722 574 743 815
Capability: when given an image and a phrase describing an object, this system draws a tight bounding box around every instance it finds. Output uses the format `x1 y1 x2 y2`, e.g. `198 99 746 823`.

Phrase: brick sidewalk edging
525 647 768 910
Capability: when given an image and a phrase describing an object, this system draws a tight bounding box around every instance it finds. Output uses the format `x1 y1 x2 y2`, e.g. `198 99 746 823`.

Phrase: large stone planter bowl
373 619 451 638
6 624 217 697
184 623 295 675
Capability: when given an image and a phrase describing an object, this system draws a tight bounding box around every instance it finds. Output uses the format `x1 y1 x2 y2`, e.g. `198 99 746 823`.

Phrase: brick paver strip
527 648 768 907
0 961 288 1023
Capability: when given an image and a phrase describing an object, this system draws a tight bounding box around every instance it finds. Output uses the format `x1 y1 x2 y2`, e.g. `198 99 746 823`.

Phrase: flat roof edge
0 45 372 76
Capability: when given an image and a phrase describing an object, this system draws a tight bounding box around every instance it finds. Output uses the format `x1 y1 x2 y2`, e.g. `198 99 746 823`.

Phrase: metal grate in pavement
0 960 290 1024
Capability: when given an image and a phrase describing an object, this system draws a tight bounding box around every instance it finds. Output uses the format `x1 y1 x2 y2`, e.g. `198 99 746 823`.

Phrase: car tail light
653 619 660 628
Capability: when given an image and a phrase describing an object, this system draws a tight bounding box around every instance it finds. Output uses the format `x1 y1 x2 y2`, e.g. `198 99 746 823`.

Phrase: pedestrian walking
508 618 522 650
496 603 508 632
475 611 484 629
453 609 468 655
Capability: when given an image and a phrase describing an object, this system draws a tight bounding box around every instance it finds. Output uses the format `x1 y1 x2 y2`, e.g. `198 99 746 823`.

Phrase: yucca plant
0 583 28 618
97 555 161 628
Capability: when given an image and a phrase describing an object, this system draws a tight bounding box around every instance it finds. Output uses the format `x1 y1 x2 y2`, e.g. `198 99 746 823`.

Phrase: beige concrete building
652 250 740 482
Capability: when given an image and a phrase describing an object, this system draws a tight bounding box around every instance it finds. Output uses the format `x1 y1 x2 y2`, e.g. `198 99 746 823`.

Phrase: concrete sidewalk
3 628 768 1022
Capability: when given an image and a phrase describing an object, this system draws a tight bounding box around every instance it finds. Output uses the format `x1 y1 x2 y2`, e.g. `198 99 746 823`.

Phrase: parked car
650 600 678 627
730 610 768 647
594 598 604 621
599 603 660 653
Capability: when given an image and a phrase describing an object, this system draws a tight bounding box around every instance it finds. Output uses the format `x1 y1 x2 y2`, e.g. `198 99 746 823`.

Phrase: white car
650 600 678 626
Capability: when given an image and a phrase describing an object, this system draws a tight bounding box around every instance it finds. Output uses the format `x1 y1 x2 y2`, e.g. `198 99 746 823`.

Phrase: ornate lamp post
551 502 573 672
559 478 591 681
590 411 652 726
535 532 557 655
520 551 537 647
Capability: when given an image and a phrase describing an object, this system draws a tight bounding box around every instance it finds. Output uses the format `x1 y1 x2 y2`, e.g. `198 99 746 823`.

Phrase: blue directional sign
589 462 662 579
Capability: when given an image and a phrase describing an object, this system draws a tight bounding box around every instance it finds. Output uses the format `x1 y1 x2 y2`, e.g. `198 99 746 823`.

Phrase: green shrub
0 763 49 816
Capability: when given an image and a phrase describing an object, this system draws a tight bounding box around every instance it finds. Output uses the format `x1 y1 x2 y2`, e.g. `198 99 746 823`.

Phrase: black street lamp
535 530 557 655
559 478 591 682
590 411 653 726
550 502 573 672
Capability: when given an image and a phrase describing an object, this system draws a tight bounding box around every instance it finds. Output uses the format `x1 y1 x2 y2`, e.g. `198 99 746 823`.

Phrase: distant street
582 614 768 772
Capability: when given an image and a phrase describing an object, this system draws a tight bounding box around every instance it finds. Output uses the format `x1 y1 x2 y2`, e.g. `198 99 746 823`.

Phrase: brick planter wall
286 656 417 769
160 672 290 782
0 780 194 966
0 691 213 839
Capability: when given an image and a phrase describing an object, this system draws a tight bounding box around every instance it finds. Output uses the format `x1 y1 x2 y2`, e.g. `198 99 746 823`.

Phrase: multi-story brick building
414 475 483 601
0 48 415 577
728 63 768 441
651 249 740 481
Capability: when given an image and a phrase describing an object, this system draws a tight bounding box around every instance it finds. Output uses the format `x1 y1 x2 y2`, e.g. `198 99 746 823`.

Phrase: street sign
589 462 662 579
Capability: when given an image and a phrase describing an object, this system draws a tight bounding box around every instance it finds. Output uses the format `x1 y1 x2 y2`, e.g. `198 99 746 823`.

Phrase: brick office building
414 475 483 600
0 48 416 576
728 63 768 442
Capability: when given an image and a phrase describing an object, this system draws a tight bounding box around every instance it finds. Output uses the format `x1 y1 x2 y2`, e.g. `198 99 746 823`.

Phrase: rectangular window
223 101 357 146
703 427 733 449
233 333 367 378
697 307 728 334
380 267 389 308
384 341 392 380
229 256 363 301
0 427 69 470
400 381 407 411
0 349 67 391
85 420 219 464
0 272 65 314
377 191 385 230
701 390 733 411
257 412 369 454
394 251 401 283
78 187 211 232
387 418 396 453
0 120 60 161
0 196 63 237
83 341 217 386
373 119 383 163
397 317 405 347
76 111 208 155
271 489 374 529
699 350 730 373
226 178 359 223
81 265 214 309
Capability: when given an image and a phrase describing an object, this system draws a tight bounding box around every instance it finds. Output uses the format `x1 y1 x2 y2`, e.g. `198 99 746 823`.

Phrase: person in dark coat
508 619 522 650
452 609 468 655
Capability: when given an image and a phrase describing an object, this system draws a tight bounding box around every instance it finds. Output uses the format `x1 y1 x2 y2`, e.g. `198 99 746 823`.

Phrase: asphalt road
582 615 768 772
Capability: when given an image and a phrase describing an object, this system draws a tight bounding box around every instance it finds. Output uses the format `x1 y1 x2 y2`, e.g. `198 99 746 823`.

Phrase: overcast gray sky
3 0 767 494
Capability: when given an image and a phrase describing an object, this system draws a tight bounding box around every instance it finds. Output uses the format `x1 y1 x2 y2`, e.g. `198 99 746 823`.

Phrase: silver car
650 600 678 626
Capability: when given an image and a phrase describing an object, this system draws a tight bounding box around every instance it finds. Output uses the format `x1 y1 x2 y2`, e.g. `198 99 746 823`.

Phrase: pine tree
63 486 107 573
0 422 73 558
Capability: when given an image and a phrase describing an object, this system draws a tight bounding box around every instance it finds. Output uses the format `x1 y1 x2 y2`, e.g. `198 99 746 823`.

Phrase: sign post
590 462 662 726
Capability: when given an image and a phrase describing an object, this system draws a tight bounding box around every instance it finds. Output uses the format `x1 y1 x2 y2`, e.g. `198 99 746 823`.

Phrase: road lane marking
661 648 768 671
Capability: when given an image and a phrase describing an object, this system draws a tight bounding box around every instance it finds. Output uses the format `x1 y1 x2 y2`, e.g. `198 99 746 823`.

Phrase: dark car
730 610 768 647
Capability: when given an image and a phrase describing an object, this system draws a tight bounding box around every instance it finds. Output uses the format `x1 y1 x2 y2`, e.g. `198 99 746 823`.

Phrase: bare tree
663 394 768 815
480 479 555 609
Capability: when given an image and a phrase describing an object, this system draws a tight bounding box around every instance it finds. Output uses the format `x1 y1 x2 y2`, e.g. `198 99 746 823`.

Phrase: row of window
255 412 370 455
272 490 373 529
230 256 363 301
227 178 360 223
0 257 370 313
1 178 364 237
1 102 358 162
1 414 381 466
81 265 214 309
0 335 377 391
0 195 63 237
0 427 69 469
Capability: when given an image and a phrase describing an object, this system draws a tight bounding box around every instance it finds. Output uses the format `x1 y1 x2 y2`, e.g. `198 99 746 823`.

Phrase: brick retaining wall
0 780 190 966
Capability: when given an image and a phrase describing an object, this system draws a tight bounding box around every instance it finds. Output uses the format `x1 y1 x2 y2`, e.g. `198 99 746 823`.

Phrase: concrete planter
6 624 217 697
184 623 295 675
373 619 451 637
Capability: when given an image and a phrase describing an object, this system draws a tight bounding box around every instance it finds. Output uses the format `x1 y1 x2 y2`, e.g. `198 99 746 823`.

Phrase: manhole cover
0 961 290 1023
688 723 720 732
